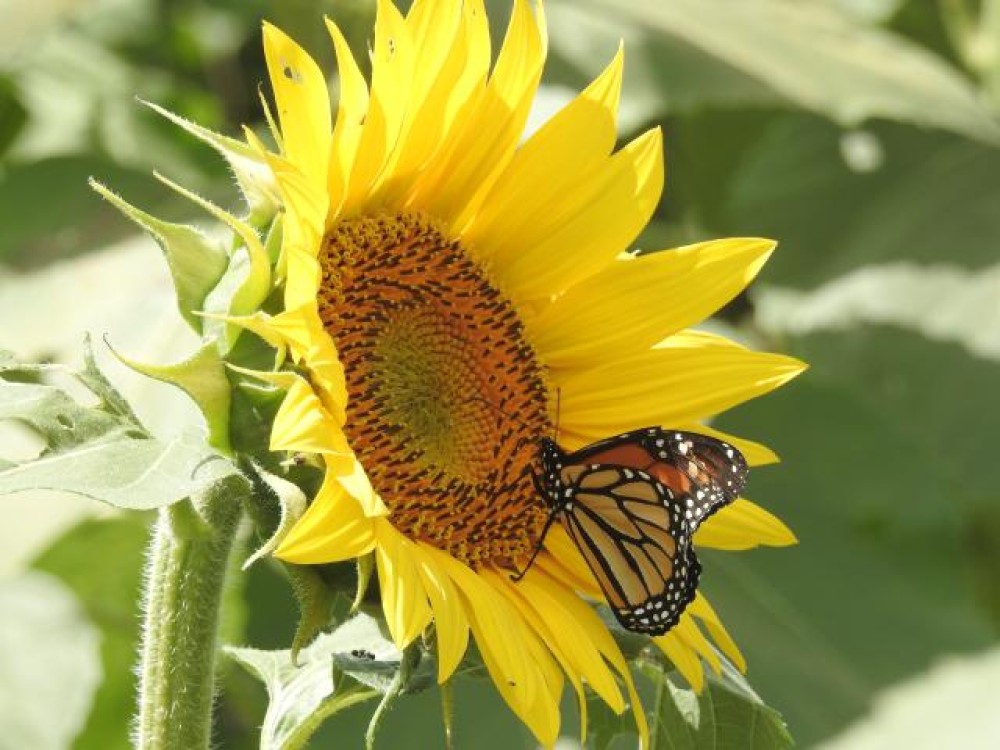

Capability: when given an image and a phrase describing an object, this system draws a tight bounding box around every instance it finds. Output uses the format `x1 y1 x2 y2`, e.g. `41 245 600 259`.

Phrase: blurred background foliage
1 0 999 748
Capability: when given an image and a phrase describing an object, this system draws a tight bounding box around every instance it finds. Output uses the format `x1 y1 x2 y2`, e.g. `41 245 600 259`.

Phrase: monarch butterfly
519 428 748 636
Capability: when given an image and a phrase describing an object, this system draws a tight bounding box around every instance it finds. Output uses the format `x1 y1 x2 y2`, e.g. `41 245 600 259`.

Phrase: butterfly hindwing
556 463 701 635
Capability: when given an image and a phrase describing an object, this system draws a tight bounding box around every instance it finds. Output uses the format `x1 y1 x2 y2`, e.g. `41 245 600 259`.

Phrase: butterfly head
535 437 567 511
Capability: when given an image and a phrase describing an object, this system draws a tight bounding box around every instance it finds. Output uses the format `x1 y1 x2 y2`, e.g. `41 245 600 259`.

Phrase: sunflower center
317 213 550 568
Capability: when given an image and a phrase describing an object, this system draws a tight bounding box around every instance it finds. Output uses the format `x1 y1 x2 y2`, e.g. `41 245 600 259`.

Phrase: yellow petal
491 127 664 304
558 341 806 437
384 0 490 213
336 458 389 517
370 0 463 201
537 526 603 600
262 22 331 195
530 544 650 747
694 497 797 550
488 571 589 735
263 149 326 261
270 377 351 456
407 0 545 226
275 472 377 563
220 306 348 425
654 624 705 692
687 593 746 673
412 542 471 683
375 523 434 649
529 238 775 370
462 44 623 258
499 569 625 714
432 551 562 747
672 616 721 676
219 305 311 359
284 244 323 311
325 18 369 220
341 0 414 216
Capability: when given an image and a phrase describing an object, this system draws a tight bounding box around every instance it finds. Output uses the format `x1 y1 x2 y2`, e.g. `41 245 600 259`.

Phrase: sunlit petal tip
688 594 747 673
770 354 810 382
696 497 799 551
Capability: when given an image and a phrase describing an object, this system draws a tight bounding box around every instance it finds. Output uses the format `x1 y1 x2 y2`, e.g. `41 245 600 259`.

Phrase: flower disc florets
317 213 550 567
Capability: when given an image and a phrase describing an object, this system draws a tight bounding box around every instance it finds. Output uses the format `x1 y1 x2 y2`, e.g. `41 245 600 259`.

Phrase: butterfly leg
510 470 558 582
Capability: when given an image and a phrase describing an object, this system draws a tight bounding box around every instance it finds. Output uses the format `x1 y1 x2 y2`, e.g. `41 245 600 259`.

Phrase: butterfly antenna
462 394 535 433
553 388 562 443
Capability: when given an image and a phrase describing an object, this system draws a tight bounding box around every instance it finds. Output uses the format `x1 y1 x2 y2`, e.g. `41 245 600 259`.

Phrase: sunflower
223 0 803 744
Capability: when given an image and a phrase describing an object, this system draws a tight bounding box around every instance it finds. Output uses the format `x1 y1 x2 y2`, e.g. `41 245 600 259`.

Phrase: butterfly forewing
568 428 747 531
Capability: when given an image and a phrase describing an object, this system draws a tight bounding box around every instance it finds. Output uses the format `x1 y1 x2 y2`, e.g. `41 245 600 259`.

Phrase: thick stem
135 475 246 750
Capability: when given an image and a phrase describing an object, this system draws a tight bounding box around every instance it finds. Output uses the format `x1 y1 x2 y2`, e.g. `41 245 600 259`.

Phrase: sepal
240 461 336 662
89 179 228 334
154 173 273 348
108 339 233 455
142 100 281 224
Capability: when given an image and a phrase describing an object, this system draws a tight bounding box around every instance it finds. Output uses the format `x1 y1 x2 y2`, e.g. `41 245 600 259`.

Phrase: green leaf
0 429 240 509
0 572 103 750
827 0 904 23
547 0 1000 143
0 380 131 450
723 116 1000 287
0 74 28 157
110 339 233 454
0 351 242 509
89 178 229 333
240 462 335 659
33 516 151 750
227 613 437 750
586 658 792 750
646 661 793 750
78 335 144 427
243 465 309 570
154 171 273 349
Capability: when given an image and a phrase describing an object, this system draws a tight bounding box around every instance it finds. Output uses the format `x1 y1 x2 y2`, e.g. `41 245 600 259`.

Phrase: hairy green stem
135 475 247 750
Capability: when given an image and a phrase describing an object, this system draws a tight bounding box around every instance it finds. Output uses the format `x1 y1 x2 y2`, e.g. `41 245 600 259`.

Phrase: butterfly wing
568 428 748 531
556 463 700 635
